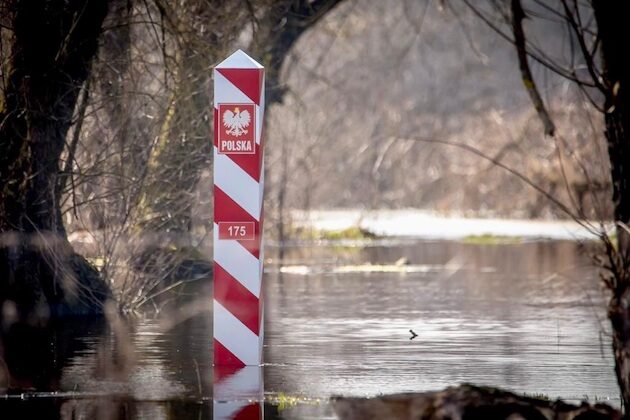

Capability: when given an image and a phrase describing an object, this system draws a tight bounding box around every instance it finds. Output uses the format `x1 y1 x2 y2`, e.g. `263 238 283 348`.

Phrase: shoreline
290 209 612 241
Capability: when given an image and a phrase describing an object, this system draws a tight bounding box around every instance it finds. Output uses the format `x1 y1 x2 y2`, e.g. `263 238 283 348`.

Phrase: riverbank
291 209 611 241
333 384 621 419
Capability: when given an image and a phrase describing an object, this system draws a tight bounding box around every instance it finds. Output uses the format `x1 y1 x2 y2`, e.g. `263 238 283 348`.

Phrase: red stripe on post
214 186 261 258
227 149 262 182
214 262 260 335
213 338 246 367
233 404 262 420
216 68 263 105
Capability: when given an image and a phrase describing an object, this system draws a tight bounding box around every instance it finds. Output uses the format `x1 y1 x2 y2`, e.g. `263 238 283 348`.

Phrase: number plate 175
218 222 255 241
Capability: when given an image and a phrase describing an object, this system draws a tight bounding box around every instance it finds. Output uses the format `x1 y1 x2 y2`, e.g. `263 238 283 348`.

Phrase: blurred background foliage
0 0 614 307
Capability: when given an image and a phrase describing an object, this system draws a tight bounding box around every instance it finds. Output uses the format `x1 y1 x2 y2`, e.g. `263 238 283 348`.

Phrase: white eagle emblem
222 107 251 137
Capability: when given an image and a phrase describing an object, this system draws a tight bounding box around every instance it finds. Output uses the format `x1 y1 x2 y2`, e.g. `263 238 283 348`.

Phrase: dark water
0 240 619 419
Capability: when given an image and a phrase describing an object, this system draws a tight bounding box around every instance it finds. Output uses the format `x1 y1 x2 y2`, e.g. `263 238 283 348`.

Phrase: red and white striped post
213 49 265 367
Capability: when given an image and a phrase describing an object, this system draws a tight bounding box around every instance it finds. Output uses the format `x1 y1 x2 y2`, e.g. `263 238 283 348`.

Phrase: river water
0 239 619 419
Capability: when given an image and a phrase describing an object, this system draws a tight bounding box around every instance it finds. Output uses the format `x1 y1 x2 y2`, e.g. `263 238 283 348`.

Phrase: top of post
216 49 263 69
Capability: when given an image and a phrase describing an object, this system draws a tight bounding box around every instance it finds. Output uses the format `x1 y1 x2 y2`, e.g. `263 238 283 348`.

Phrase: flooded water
0 240 619 419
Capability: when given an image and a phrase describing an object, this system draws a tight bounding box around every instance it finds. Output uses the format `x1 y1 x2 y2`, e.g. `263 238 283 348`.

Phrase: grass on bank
292 226 378 241
461 234 523 245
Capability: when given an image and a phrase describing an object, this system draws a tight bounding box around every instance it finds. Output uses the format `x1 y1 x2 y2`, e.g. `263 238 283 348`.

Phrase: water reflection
1 317 107 391
0 240 620 419
214 366 264 419
0 398 214 420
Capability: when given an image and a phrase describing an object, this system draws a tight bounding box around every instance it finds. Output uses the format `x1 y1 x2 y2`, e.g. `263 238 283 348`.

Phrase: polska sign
218 103 256 154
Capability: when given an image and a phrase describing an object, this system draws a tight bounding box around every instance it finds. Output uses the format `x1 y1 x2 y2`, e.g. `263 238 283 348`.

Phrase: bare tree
0 0 112 321
42 0 344 311
461 0 630 408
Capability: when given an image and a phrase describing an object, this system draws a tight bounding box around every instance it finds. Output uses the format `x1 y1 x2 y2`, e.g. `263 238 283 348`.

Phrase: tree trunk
592 1 630 412
0 0 111 322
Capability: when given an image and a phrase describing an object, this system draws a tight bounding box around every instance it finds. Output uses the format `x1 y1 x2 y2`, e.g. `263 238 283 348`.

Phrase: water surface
0 240 618 419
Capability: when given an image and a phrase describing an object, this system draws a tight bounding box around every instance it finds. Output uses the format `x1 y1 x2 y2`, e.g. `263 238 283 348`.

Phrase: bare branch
461 0 598 88
397 136 602 232
559 0 606 93
58 76 91 199
511 0 555 136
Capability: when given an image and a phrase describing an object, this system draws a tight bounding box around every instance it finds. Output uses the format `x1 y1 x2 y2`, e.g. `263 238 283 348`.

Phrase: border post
213 50 265 367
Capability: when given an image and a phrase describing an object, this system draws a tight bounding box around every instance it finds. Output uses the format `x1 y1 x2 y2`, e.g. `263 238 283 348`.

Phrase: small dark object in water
409 329 418 340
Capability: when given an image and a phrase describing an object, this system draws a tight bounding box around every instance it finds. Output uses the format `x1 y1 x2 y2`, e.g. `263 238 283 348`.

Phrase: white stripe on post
213 224 262 298
213 300 260 364
214 71 253 104
214 150 261 220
